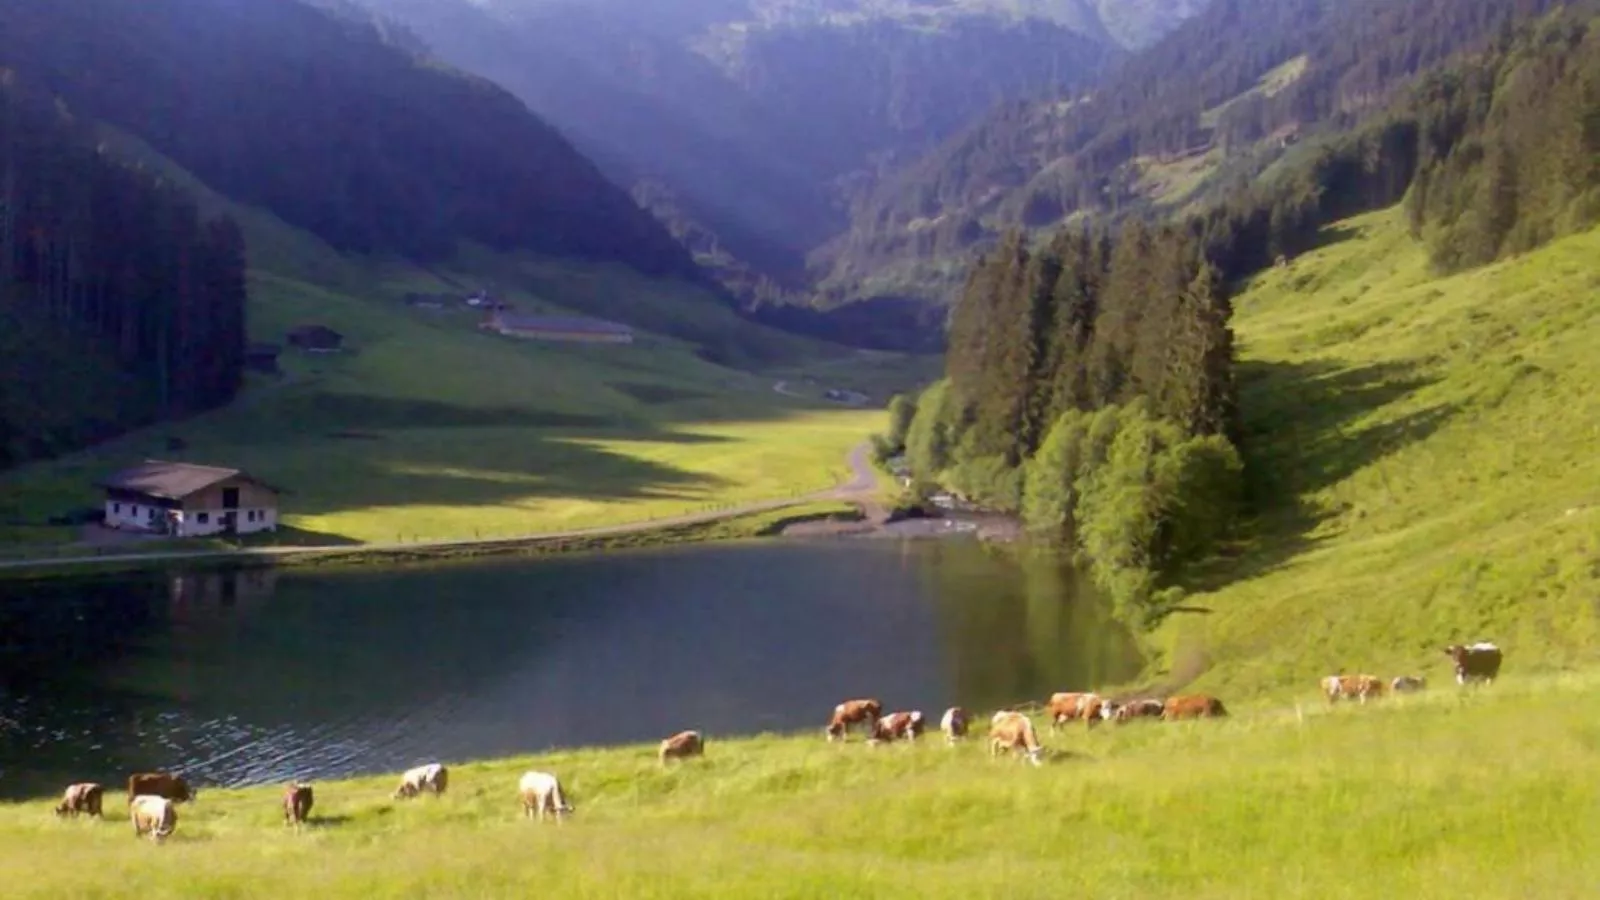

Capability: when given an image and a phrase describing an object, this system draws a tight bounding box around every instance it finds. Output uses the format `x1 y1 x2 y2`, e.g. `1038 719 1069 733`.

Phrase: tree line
1194 0 1600 281
0 79 246 468
884 221 1243 626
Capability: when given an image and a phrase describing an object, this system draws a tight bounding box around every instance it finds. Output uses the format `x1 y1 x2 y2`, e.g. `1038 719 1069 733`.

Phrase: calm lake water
0 538 1141 799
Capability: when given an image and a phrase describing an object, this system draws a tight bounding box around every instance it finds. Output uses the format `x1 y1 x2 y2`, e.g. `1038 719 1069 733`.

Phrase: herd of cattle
47 641 1504 841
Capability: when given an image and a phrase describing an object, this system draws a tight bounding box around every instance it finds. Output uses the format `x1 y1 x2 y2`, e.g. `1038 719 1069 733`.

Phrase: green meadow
1158 209 1600 700
2 672 1595 899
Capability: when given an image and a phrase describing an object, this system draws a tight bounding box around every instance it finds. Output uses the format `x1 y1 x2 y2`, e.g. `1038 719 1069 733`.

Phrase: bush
904 379 959 480
886 393 917 451
1024 399 1243 626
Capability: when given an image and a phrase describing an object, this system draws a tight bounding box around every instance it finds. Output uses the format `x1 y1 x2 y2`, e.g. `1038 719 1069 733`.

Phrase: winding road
0 442 882 572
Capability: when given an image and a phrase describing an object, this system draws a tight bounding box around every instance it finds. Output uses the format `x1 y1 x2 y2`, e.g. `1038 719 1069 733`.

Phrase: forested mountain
0 78 247 468
352 0 1204 337
823 0 1569 305
0 0 710 468
0 0 696 277
891 0 1600 626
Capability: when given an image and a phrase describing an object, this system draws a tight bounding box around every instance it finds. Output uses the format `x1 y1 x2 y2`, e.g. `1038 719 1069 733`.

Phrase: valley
1 0 1599 894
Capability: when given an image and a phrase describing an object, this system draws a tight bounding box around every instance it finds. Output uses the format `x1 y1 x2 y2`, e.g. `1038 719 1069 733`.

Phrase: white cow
939 707 970 744
393 763 449 799
518 771 573 823
130 795 177 842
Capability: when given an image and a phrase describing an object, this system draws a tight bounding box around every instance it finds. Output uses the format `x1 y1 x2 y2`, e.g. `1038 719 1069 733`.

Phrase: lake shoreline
0 500 878 581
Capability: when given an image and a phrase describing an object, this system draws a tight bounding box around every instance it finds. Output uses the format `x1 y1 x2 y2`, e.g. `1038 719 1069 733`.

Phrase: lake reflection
0 539 1141 799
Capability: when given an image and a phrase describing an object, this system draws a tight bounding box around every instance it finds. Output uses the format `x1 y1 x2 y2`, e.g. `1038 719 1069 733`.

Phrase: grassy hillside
1159 209 1600 698
1 670 1594 898
0 133 892 549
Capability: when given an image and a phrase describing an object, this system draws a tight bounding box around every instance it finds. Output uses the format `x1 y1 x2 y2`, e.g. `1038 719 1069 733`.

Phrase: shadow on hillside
1301 222 1361 255
1183 358 1459 591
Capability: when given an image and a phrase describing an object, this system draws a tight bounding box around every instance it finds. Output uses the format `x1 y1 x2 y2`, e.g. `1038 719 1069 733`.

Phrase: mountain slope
823 0 1569 304
1179 208 1600 693
0 0 695 277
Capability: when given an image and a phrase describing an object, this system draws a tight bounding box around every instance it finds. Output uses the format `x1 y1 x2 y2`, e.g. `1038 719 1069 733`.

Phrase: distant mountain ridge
355 0 1205 344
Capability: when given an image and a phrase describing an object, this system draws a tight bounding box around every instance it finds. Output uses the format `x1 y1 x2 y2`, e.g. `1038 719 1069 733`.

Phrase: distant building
480 312 634 344
245 342 282 374
286 324 344 352
98 461 282 538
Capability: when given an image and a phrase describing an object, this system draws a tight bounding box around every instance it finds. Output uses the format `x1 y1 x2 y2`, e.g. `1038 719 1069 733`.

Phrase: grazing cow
939 707 970 744
1390 675 1427 693
393 763 449 799
988 711 1044 767
1162 694 1228 720
1444 643 1503 685
825 699 882 742
126 772 196 805
1110 699 1166 723
54 783 104 818
518 771 573 823
283 783 314 828
1321 674 1385 704
129 795 177 843
1046 692 1101 730
659 730 705 765
867 711 925 744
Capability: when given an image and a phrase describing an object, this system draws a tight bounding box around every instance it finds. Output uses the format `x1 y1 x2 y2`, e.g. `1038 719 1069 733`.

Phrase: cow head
393 782 418 800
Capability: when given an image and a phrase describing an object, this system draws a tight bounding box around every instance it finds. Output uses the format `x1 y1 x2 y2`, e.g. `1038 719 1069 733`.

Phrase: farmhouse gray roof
494 315 633 335
98 461 280 500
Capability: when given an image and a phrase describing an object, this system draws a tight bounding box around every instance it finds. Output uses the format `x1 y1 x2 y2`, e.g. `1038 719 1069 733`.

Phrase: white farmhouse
99 461 282 538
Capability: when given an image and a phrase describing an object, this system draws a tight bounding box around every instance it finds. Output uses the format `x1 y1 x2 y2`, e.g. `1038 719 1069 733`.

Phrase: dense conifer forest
0 80 247 468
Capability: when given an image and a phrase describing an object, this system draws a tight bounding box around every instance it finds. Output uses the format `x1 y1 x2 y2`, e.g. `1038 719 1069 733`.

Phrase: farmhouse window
147 508 156 522
113 503 121 514
197 513 209 524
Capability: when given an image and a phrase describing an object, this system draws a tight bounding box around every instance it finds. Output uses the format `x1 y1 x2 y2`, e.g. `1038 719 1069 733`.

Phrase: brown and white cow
989 711 1044 767
1108 698 1166 724
130 795 177 842
393 763 449 799
519 771 573 823
1444 643 1502 685
659 730 705 765
54 783 104 818
867 711 925 744
1162 694 1228 720
939 707 970 744
126 772 196 805
825 699 882 742
1046 692 1101 730
1390 675 1427 693
1321 674 1384 704
283 783 314 828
